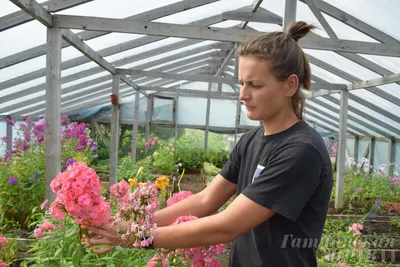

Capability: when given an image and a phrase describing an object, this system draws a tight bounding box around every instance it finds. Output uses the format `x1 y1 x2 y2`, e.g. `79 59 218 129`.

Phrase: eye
251 83 263 88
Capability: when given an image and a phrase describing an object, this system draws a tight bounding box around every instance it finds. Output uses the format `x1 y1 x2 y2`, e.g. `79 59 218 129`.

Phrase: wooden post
388 139 396 177
204 82 212 152
335 90 348 209
353 136 359 162
109 75 120 186
6 117 13 151
131 90 140 161
283 0 297 30
174 96 179 146
145 96 152 154
369 137 375 169
45 27 62 203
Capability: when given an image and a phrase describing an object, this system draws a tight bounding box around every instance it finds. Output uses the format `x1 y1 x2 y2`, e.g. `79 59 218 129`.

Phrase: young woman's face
238 56 290 122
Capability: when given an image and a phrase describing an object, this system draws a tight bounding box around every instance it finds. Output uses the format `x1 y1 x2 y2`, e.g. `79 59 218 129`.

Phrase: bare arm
153 193 276 249
154 174 236 226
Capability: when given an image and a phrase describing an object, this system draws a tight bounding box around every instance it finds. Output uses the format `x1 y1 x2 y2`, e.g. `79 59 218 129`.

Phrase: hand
83 220 131 254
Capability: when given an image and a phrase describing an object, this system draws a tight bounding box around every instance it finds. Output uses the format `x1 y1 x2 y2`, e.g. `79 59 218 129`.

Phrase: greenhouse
0 0 399 266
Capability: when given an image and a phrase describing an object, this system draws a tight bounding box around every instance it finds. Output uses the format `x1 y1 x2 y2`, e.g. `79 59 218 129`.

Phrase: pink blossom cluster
390 177 400 190
0 236 8 252
111 180 159 248
348 223 363 236
34 221 56 239
110 180 130 203
144 137 158 149
60 118 97 154
148 191 225 267
49 162 111 227
352 240 366 252
166 191 193 207
0 261 6 267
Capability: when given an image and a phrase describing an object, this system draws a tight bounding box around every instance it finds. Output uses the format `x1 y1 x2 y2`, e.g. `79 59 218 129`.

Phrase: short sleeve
242 143 324 222
219 135 245 184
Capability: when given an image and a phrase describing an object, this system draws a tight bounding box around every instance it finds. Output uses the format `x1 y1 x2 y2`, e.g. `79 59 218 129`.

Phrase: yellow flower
155 177 169 190
128 178 138 187
136 166 144 177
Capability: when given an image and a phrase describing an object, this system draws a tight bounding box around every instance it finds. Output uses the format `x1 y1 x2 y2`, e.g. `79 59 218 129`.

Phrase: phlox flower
113 182 159 248
147 254 168 267
40 199 49 210
49 162 110 227
167 191 193 207
110 180 130 201
34 221 56 239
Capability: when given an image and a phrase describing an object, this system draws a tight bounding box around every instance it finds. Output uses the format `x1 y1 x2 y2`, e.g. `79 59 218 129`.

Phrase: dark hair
237 21 316 120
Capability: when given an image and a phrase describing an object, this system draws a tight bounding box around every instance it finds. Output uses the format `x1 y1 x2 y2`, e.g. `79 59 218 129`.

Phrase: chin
246 112 260 121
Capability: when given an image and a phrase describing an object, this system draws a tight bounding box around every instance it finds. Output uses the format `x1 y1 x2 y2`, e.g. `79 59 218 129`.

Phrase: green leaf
54 247 63 257
72 247 84 267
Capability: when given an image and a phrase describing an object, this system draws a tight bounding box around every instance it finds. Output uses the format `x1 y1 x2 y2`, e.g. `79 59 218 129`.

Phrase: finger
83 225 114 239
92 245 115 254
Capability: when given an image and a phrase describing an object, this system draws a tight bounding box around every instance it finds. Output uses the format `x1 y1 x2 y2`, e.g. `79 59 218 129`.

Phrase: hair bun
286 21 317 42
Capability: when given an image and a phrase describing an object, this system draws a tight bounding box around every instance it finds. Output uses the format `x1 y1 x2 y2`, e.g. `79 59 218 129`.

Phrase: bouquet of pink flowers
49 162 111 227
110 180 159 248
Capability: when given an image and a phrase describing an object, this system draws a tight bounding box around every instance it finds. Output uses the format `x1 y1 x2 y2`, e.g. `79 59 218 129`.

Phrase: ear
284 74 299 97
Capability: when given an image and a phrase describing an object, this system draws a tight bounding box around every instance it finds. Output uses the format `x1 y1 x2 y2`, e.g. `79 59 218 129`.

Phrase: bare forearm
153 214 233 249
154 192 214 227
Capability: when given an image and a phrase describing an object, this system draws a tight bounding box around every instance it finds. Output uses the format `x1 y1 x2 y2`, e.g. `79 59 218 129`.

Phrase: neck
262 110 299 136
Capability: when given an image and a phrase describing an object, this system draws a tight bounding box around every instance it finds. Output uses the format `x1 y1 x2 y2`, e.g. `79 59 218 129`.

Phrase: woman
86 21 333 267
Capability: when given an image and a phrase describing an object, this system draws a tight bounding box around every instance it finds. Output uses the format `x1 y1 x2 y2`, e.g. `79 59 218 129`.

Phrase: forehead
238 56 272 80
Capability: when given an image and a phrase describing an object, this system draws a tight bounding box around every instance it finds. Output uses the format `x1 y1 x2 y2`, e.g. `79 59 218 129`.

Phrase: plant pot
110 94 119 105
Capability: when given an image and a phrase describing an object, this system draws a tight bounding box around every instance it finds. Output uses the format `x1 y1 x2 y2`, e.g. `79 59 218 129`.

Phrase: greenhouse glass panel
327 0 400 40
395 144 400 171
346 138 355 158
357 139 370 163
209 99 236 128
152 97 174 123
374 141 389 170
177 97 206 126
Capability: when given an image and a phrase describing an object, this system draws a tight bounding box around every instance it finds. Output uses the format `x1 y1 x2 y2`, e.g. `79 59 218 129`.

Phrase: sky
0 0 400 141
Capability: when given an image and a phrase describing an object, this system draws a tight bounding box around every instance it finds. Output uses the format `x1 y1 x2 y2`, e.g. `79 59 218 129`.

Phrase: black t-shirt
219 121 333 267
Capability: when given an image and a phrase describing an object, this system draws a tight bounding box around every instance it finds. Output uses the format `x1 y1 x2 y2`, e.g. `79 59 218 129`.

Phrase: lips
245 104 256 110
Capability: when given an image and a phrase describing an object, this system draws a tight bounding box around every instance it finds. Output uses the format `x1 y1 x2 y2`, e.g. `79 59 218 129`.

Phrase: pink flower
348 223 363 236
110 180 130 201
49 162 110 226
34 221 56 238
167 191 193 207
147 254 168 267
0 237 8 246
0 260 7 267
40 199 49 210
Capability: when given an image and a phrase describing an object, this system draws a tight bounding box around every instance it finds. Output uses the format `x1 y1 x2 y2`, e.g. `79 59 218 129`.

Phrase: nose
239 84 250 101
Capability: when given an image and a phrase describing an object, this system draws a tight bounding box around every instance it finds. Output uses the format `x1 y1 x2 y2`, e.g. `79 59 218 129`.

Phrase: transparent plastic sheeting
0 0 399 141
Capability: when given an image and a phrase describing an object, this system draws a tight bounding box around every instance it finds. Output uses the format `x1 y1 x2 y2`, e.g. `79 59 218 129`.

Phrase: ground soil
178 173 207 193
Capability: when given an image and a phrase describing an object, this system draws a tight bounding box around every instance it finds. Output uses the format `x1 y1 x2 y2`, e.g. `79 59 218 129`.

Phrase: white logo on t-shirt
252 164 265 183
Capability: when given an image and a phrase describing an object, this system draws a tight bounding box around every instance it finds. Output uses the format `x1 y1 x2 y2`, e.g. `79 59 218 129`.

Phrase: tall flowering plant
0 115 97 230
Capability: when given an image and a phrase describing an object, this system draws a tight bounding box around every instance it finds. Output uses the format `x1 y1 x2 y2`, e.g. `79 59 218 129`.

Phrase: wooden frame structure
1 0 399 208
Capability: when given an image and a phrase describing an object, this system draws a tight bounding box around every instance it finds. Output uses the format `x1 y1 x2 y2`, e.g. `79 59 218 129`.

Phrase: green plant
117 156 153 182
152 144 176 175
389 217 400 228
21 212 155 267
